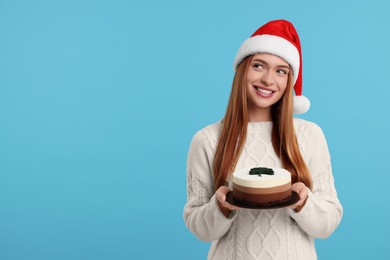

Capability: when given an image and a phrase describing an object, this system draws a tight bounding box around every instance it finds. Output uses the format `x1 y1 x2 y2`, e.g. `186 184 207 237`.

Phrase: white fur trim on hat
233 34 300 85
293 95 310 114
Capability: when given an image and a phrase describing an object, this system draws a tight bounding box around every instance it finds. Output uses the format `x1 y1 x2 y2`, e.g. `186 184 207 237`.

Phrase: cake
232 167 292 206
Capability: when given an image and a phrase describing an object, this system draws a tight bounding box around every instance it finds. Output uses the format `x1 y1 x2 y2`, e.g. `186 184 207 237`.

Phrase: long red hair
212 55 312 191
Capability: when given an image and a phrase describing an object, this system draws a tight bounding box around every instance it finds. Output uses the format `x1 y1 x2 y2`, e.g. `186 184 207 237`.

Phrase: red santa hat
233 19 310 114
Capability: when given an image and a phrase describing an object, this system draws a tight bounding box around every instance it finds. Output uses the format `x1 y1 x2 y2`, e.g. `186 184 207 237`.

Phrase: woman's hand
289 182 309 212
216 186 240 217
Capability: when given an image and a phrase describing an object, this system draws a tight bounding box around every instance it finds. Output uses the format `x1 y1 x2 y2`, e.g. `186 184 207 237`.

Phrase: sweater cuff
288 189 314 218
211 194 238 222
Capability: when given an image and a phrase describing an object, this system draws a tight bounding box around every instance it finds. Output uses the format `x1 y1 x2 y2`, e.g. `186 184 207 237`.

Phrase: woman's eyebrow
252 58 267 64
277 65 290 70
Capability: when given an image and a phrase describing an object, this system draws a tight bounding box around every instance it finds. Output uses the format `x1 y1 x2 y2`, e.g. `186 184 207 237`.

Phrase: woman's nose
261 71 274 85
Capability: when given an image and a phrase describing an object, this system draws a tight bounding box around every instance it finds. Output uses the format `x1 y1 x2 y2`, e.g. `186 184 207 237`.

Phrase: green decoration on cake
249 167 274 177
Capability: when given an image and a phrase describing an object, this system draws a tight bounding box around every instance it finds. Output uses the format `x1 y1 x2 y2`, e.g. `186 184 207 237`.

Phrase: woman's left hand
288 182 309 212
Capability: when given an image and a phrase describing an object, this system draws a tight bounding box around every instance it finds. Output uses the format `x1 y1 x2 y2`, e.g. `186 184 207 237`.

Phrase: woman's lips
253 86 275 98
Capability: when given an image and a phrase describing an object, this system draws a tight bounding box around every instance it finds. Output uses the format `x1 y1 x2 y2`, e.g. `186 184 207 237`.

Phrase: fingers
216 186 231 196
291 182 308 199
216 186 240 211
288 182 309 211
223 201 241 211
215 186 229 206
291 182 307 194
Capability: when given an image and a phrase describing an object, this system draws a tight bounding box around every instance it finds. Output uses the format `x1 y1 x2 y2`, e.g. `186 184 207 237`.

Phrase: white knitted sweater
184 118 343 260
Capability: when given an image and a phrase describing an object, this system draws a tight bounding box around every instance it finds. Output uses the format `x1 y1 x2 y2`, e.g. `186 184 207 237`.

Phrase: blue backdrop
1 0 389 259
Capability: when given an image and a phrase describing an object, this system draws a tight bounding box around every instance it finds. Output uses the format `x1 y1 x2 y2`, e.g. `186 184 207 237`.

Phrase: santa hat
233 19 310 114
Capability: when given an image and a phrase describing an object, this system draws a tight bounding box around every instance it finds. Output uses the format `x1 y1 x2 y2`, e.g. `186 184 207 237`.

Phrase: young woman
184 20 343 260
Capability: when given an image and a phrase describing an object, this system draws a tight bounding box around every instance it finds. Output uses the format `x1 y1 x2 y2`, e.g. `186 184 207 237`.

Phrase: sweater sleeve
288 122 343 239
183 130 237 242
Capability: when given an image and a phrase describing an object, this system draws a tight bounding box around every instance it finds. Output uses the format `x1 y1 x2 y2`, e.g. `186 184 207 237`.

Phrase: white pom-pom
293 95 310 114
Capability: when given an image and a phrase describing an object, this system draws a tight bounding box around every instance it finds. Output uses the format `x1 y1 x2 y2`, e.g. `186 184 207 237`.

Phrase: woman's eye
277 70 288 75
254 63 263 69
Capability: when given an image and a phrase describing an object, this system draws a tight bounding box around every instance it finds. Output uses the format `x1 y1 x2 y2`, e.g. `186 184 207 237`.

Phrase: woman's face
245 53 290 121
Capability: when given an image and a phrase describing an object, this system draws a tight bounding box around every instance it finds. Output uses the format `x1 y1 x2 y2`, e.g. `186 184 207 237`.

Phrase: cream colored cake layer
232 167 291 188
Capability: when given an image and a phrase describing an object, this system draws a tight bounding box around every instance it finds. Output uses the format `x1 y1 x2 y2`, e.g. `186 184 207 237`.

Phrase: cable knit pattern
184 118 343 260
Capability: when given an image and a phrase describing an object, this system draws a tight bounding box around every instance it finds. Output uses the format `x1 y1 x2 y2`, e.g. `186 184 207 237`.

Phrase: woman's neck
248 108 272 122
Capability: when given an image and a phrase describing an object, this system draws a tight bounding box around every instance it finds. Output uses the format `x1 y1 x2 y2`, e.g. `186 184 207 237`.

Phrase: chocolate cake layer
233 193 291 207
233 183 290 194
232 188 291 204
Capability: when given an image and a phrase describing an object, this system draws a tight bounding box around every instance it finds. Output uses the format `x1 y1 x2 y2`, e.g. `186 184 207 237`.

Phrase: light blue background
1 0 389 259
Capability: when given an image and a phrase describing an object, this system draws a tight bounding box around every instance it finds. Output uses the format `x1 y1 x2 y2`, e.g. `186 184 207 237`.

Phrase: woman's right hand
216 186 240 217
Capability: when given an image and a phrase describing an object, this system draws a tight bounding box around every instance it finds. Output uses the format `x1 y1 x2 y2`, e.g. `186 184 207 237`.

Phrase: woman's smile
253 85 275 98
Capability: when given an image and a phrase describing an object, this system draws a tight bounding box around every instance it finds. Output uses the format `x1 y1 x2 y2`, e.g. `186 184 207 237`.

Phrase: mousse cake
232 167 292 207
